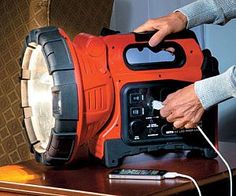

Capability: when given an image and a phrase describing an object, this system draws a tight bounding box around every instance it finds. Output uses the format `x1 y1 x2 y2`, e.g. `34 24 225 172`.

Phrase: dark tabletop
0 142 235 196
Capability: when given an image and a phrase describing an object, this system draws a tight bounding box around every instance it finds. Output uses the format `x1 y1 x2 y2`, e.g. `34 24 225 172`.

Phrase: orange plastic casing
63 31 210 161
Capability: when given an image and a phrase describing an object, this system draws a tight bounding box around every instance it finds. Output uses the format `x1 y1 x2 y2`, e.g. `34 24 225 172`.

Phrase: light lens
28 45 54 152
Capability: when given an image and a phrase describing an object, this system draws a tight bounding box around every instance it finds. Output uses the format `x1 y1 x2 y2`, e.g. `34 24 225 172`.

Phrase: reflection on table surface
0 142 235 196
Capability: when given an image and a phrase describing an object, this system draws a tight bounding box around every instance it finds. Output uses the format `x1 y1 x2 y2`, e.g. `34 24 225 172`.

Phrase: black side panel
201 49 219 79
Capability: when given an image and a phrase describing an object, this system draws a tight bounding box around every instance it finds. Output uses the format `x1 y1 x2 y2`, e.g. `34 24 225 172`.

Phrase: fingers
166 110 183 123
163 109 202 129
149 29 169 47
134 24 170 47
160 95 204 129
173 120 187 129
160 106 171 118
160 93 176 118
165 47 175 54
164 111 202 129
134 18 171 47
134 12 187 48
184 123 196 129
133 19 156 33
173 119 197 129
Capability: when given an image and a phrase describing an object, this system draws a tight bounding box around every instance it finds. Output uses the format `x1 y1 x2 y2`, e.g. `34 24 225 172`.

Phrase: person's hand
160 84 204 129
133 12 187 47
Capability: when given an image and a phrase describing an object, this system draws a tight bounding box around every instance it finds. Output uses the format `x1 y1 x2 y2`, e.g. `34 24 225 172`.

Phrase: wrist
174 11 187 29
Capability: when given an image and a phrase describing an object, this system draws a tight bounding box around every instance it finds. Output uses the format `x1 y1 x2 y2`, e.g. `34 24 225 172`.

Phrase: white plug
152 100 164 110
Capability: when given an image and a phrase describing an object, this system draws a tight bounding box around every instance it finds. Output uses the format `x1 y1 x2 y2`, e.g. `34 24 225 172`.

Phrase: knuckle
190 117 199 125
184 115 191 122
160 109 165 117
167 102 175 110
194 115 202 123
160 23 171 33
166 93 173 100
191 119 197 124
174 109 182 118
166 115 173 122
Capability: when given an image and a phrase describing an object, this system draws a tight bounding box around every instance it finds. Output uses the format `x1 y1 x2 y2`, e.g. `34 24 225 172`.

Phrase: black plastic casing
22 26 78 165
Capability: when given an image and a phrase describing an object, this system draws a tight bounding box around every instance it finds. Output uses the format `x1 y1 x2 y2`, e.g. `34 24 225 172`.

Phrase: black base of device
104 139 217 168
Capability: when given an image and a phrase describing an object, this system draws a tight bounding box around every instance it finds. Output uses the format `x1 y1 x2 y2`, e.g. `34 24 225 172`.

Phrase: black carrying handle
124 42 186 71
123 29 199 71
133 29 198 43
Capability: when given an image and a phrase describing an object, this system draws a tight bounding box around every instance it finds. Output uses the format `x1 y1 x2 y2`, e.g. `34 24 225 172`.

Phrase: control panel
121 81 200 145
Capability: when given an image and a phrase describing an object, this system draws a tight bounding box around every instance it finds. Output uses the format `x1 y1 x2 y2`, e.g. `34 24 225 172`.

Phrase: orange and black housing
21 26 219 167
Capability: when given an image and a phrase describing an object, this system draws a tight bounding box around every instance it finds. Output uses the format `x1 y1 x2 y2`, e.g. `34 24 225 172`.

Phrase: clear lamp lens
28 45 54 152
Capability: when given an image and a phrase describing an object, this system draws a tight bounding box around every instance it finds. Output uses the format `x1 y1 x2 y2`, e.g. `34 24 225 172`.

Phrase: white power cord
152 100 233 196
177 173 202 196
164 172 202 196
197 125 233 196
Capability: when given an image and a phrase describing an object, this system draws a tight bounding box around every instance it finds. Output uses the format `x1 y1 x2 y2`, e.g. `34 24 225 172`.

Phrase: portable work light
21 26 219 167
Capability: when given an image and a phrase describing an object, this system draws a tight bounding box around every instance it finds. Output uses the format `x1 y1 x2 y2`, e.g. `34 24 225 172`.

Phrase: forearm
194 66 236 109
177 0 236 29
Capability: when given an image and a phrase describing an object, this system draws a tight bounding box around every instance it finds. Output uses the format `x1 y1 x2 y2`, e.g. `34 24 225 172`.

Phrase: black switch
129 93 143 104
130 107 143 117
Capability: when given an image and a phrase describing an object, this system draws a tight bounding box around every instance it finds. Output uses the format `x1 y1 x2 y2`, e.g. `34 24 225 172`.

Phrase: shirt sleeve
176 0 236 108
177 0 236 29
194 66 236 109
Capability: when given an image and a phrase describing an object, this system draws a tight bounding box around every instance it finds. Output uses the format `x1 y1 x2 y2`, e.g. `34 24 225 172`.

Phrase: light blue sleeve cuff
176 0 236 29
194 66 236 109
